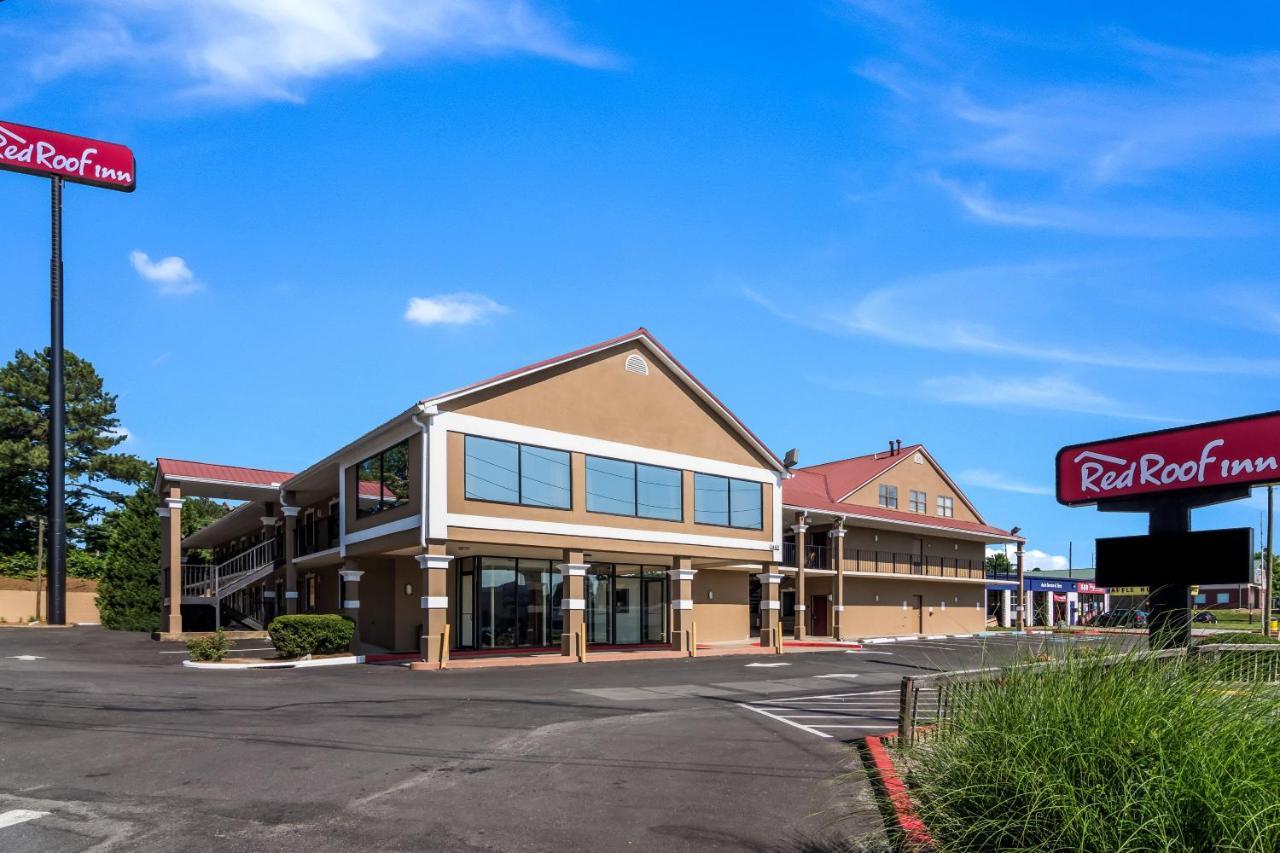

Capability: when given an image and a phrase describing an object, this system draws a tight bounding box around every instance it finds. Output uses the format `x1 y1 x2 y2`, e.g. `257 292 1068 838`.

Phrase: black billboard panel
1096 528 1254 588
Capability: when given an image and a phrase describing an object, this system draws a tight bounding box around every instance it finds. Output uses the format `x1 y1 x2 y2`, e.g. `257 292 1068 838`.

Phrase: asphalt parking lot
0 628 1128 852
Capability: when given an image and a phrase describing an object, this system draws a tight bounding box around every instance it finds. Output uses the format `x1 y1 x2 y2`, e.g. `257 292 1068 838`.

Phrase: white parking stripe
0 809 50 829
739 703 833 738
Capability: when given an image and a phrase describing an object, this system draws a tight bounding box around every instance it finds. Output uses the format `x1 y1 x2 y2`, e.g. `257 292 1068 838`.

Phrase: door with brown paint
911 595 924 634
810 594 829 636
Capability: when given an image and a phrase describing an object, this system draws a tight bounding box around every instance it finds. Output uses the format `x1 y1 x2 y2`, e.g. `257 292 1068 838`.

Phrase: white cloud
919 373 1174 421
405 293 508 327
105 425 134 446
130 250 202 296
956 468 1052 496
986 545 1069 572
14 1 617 103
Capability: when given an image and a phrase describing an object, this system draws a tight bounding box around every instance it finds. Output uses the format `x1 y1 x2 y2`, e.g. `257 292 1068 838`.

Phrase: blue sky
3 0 1279 569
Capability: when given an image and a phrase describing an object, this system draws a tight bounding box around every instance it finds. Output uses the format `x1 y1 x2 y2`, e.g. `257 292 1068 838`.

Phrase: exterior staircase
181 539 278 606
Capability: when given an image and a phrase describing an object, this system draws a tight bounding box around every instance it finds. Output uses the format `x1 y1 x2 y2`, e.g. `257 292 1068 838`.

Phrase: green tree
985 552 1014 575
97 487 228 632
0 348 151 553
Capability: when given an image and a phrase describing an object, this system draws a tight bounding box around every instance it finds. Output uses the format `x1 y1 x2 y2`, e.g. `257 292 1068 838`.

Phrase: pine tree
97 487 228 632
0 348 151 553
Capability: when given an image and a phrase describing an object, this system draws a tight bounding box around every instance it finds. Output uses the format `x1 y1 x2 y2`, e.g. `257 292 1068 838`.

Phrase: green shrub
268 614 354 658
186 629 231 662
908 652 1280 852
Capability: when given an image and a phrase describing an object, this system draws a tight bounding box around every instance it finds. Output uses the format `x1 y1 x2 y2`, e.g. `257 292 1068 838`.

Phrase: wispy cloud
847 6 1280 234
746 266 1280 376
919 373 1175 421
957 468 1051 496
405 293 508 327
10 1 618 104
130 250 201 296
987 545 1068 571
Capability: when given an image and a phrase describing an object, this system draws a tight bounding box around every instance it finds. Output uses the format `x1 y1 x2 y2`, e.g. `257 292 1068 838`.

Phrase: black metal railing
782 542 829 569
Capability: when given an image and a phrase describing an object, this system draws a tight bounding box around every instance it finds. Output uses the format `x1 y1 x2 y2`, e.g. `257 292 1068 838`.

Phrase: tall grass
908 652 1280 852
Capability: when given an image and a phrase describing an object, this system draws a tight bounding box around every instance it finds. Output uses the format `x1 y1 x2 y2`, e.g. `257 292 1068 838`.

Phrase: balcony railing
782 542 829 569
844 549 986 580
296 516 339 557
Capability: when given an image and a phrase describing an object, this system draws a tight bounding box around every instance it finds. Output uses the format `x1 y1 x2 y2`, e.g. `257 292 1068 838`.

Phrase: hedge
268 614 354 658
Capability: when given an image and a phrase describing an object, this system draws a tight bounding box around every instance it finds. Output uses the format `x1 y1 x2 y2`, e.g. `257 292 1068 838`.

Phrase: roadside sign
1095 528 1253 588
1056 410 1280 506
0 121 135 192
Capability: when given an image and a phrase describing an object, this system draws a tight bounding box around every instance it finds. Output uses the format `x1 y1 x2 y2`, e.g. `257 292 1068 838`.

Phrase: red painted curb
784 641 865 650
865 734 934 851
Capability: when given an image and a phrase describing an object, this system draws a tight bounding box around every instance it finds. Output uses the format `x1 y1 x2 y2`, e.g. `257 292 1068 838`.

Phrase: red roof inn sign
1056 410 1280 506
0 121 135 191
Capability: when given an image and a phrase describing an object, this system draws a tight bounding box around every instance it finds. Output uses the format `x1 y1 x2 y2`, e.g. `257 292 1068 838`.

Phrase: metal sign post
0 121 135 625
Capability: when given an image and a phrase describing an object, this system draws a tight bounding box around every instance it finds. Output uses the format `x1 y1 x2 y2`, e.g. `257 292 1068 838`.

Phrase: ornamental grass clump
908 651 1280 852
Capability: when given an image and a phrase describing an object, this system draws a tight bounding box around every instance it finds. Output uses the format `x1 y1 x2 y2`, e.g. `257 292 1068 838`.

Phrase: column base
167 611 183 635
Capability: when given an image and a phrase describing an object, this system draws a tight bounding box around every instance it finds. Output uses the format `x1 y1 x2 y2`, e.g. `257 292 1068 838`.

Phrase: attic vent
913 453 924 464
624 354 649 376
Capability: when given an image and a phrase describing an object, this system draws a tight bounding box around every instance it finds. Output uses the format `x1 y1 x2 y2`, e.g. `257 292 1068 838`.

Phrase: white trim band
756 572 784 584
794 604 807 611
667 569 698 582
285 591 299 599
561 598 585 611
447 513 772 552
262 591 276 600
343 600 360 609
556 563 589 576
759 600 781 610
339 569 365 582
347 513 421 546
834 605 845 611
281 506 301 518
416 554 454 570
672 599 694 610
260 516 278 528
421 596 448 609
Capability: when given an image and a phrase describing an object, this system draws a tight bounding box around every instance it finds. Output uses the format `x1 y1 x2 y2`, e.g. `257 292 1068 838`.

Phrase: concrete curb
865 733 934 851
182 655 363 670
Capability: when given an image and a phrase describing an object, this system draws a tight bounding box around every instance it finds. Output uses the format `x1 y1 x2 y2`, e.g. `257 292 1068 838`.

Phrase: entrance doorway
810 594 829 636
911 595 924 633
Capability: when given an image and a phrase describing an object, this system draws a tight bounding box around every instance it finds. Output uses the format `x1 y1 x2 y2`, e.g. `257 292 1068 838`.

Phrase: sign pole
1266 485 1274 637
47 175 66 626
1145 500 1191 648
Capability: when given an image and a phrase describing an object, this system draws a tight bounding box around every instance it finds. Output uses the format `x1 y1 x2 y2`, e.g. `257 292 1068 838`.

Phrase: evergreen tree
0 348 151 553
97 487 228 632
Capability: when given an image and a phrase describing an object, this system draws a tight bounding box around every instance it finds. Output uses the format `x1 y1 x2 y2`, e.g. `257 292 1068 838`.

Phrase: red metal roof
796 445 923 501
423 327 786 471
783 460 1020 541
156 458 294 488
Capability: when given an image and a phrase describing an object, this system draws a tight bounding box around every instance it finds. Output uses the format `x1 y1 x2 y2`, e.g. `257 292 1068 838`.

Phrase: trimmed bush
268 614 354 658
908 652 1280 852
186 629 231 662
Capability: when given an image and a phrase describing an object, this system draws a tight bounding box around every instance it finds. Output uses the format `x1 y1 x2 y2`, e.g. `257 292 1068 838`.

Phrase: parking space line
0 809 50 829
738 703 833 738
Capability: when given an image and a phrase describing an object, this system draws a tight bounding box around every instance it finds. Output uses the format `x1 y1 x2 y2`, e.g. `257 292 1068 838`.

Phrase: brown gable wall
444 344 772 469
844 450 980 523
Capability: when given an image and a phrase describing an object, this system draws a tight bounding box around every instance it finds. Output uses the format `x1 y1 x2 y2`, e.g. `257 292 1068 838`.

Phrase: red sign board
1057 411 1280 505
0 121 135 192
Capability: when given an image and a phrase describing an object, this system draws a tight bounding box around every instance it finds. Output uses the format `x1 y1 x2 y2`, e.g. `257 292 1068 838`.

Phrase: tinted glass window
637 464 682 521
465 436 519 503
520 445 571 509
729 479 762 529
694 473 730 525
586 456 636 515
355 440 411 518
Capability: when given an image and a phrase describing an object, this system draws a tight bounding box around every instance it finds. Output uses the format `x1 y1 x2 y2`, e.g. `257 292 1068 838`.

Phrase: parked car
1095 608 1149 628
1192 611 1218 624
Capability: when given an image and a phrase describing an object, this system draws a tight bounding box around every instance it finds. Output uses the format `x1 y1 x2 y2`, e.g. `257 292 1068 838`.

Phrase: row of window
1194 592 1231 605
463 434 764 529
878 484 955 518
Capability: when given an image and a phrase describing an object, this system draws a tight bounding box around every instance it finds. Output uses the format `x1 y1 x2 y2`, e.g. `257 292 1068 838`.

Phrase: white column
1066 591 1079 626
1000 589 1012 627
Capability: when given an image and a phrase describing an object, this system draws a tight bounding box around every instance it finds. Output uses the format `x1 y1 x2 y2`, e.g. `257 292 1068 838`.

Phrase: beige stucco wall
845 451 979 524
446 344 772 468
0 590 99 624
840 577 986 637
691 569 751 643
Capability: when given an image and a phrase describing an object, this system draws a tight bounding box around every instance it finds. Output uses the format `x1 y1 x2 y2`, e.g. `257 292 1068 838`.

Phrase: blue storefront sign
1027 578 1075 592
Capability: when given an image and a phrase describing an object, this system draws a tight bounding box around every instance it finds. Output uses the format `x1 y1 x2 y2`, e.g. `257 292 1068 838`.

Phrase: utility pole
1014 531 1025 632
35 517 45 623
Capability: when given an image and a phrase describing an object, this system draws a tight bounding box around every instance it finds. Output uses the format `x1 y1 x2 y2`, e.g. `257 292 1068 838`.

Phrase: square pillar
339 565 363 653
757 567 783 648
282 506 300 615
417 546 452 666
1067 591 1079 626
669 558 696 653
157 488 183 635
829 523 846 640
558 550 587 657
1000 589 1012 628
792 519 808 640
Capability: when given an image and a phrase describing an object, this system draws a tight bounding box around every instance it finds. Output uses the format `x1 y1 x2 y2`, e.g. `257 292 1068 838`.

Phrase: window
1194 594 1206 604
585 456 682 521
878 484 898 509
693 473 762 529
1216 592 1230 604
355 440 411 518
909 490 927 513
937 496 954 518
464 435 571 509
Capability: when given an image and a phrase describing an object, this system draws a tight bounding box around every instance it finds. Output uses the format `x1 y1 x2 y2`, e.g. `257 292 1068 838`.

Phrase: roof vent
624 354 649 376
